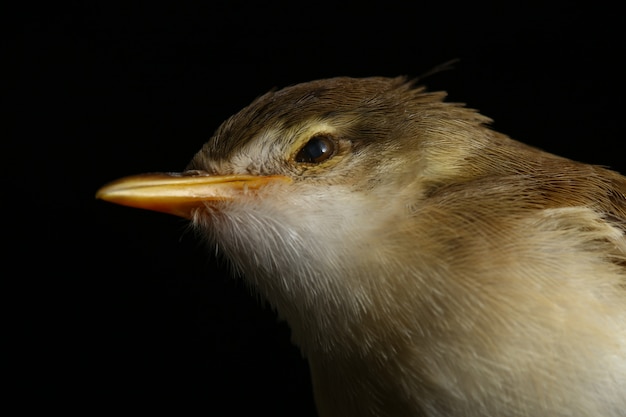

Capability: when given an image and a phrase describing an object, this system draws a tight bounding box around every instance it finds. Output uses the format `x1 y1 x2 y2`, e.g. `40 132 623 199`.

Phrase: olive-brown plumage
97 77 626 416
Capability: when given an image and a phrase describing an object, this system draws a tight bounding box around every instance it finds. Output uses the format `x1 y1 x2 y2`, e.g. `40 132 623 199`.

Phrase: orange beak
96 171 292 219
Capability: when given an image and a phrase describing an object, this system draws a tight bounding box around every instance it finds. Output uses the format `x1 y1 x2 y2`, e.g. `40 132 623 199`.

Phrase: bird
97 76 626 417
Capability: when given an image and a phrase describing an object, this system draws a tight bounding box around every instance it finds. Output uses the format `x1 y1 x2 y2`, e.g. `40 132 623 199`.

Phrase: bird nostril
181 170 210 177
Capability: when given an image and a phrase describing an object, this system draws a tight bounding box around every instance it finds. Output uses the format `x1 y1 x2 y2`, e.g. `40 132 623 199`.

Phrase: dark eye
295 135 335 163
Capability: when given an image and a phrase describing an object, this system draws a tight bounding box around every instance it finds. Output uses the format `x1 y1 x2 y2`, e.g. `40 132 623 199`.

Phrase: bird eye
295 135 335 163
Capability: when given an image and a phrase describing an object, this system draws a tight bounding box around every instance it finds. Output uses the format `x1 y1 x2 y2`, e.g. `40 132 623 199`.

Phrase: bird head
96 77 516 353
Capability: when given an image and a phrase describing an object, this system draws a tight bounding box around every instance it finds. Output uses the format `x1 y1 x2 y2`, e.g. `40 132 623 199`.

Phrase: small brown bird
97 77 626 417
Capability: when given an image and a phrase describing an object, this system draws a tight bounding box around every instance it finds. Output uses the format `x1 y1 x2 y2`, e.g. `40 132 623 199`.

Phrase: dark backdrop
9 2 625 415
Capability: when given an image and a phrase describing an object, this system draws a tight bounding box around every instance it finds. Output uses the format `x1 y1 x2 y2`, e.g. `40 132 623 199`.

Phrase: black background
9 1 625 415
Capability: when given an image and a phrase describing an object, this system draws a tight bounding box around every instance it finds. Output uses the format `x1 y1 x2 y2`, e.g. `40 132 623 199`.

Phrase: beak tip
95 183 117 202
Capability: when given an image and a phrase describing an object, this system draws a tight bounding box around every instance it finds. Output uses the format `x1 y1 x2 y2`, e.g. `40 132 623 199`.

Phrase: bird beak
96 171 292 219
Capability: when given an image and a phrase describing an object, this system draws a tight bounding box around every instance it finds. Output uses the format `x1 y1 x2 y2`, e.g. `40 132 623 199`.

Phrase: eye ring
295 135 336 164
